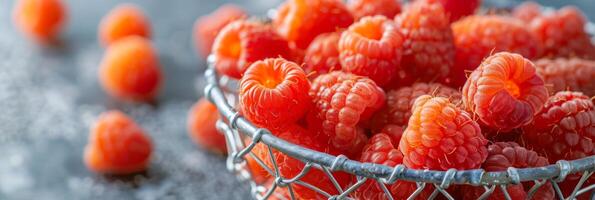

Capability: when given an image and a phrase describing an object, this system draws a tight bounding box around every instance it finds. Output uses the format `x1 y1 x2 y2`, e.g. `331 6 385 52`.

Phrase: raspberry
13 0 65 43
303 32 342 75
338 16 403 86
239 58 311 132
449 15 541 87
462 52 548 132
529 6 595 59
99 4 151 46
347 0 402 19
187 98 227 155
273 0 354 49
352 133 432 200
308 71 385 154
535 58 595 96
212 20 292 79
193 4 246 58
84 111 152 174
399 95 488 170
512 1 542 23
99 36 162 102
522 91 594 163
394 1 454 85
371 83 461 131
418 0 480 22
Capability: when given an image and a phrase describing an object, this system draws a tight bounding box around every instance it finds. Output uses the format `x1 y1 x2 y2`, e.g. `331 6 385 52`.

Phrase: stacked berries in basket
193 0 595 199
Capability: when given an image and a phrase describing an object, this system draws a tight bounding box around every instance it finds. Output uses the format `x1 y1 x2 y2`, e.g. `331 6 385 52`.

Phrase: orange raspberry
399 95 488 170
303 32 342 76
273 0 354 49
462 52 548 132
13 0 66 43
347 0 402 19
99 36 162 102
212 20 291 78
338 16 403 86
534 58 595 96
193 4 246 58
84 111 152 174
239 58 311 132
99 4 151 46
187 98 227 155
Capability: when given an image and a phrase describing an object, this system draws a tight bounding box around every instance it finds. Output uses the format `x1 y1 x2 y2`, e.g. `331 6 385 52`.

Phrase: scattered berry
394 1 455 85
371 83 461 131
399 95 488 170
308 71 385 154
99 36 162 102
535 58 595 96
338 15 403 86
84 111 152 174
193 4 246 58
187 98 227 155
303 32 342 76
449 15 541 87
462 52 548 132
212 20 291 78
418 0 480 22
239 58 311 132
529 6 595 59
13 0 66 42
99 4 151 46
273 0 354 49
512 1 542 23
347 0 402 19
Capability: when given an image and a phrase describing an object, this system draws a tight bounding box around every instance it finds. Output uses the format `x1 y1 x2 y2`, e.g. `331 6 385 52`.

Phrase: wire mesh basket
203 10 595 200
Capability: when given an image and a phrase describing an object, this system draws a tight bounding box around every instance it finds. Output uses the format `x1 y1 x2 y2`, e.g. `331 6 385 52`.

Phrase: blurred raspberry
512 1 542 23
338 16 403 86
463 52 548 132
303 32 342 75
399 95 488 170
347 0 402 19
99 4 151 46
529 6 595 59
371 83 461 131
308 71 385 155
393 1 454 86
187 98 227 155
193 4 246 58
273 0 354 49
462 184 527 200
535 58 595 96
449 15 541 87
418 0 480 22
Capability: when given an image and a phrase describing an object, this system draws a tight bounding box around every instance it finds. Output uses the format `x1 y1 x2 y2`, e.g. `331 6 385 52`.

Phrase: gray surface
0 0 592 200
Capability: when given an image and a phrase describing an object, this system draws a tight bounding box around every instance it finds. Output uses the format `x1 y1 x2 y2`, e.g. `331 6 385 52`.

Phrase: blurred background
0 0 592 199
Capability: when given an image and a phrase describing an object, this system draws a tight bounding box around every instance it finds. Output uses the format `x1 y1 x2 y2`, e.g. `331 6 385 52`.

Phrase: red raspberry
371 83 461 131
418 0 481 22
193 4 246 58
212 20 291 78
308 71 385 155
273 0 354 49
449 15 541 87
187 98 227 155
529 6 595 59
512 1 542 23
393 1 455 86
352 133 432 200
239 58 311 132
99 4 151 46
338 16 403 86
462 52 548 132
399 95 488 170
534 57 595 97
303 32 342 75
347 0 402 19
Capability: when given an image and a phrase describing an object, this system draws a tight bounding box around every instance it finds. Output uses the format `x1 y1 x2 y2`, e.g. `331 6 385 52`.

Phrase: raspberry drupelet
347 0 402 20
187 98 227 155
239 58 311 132
84 111 152 174
99 36 163 102
394 1 455 86
13 0 66 43
399 95 488 170
193 4 246 58
273 0 354 49
303 32 342 76
418 0 481 22
212 20 291 78
462 52 548 132
534 58 595 96
308 71 385 155
99 4 151 46
338 15 403 86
